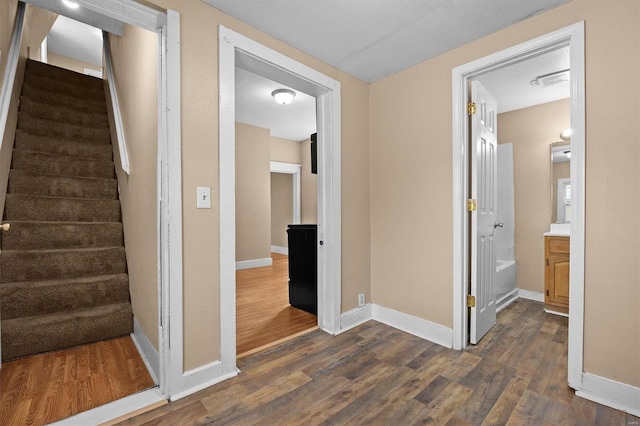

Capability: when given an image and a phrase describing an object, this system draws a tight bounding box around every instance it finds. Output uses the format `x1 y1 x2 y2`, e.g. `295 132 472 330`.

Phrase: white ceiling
202 0 572 83
48 15 103 67
236 68 317 141
477 46 570 113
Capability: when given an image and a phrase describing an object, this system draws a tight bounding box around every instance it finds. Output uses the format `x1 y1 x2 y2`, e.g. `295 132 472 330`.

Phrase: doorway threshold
237 326 319 359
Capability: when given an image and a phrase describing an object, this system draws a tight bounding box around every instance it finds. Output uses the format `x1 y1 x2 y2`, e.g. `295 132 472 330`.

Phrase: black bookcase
287 224 317 315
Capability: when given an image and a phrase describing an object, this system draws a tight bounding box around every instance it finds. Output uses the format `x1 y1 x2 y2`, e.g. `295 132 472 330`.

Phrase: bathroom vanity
544 233 570 315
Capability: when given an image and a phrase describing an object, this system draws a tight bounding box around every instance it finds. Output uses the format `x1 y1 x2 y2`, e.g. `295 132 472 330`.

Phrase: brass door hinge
467 199 477 211
467 102 476 115
467 294 476 308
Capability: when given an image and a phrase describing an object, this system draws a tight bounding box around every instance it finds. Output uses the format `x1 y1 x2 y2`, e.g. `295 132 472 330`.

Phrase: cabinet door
548 253 570 307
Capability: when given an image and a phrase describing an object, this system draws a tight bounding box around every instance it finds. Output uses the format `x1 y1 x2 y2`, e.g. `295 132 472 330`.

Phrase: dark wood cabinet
287 224 317 315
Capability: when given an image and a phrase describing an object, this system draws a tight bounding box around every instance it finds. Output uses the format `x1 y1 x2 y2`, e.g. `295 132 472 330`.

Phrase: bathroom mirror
550 142 571 223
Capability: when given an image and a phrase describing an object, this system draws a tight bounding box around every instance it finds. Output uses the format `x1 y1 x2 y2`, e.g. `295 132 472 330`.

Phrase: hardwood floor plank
0 336 155 425
236 253 317 355
114 299 638 426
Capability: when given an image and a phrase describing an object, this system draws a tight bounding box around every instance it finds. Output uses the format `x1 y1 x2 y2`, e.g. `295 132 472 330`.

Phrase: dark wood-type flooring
117 299 639 425
236 253 317 356
0 336 156 425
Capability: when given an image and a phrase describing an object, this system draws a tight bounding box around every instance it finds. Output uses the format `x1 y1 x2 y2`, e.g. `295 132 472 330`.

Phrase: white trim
451 23 585 391
271 245 288 255
518 289 545 302
169 361 238 402
49 387 165 425
131 317 160 385
372 304 453 349
544 308 569 318
0 0 25 368
496 288 519 313
339 304 372 333
73 0 165 32
219 26 342 375
576 373 640 417
103 32 130 174
0 2 24 161
270 161 301 224
40 37 47 63
235 257 273 270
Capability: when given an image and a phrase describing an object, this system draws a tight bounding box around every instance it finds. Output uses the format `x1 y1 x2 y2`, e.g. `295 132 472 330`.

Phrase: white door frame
270 161 301 226
452 22 585 390
219 26 342 375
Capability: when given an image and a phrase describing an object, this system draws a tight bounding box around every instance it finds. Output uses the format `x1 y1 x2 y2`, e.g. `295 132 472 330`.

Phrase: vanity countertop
544 223 570 237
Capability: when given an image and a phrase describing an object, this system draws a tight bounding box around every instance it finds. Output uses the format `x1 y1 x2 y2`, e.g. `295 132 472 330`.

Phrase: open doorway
218 25 342 375
233 69 319 356
452 22 585 389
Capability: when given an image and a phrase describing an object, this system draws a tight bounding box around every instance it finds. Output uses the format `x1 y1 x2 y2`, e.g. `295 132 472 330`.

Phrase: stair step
14 129 114 161
23 68 105 101
26 59 103 90
0 274 130 320
0 246 127 283
19 96 109 127
4 194 121 222
1 221 123 250
21 82 107 115
18 112 111 144
11 149 115 179
8 169 118 199
1 302 132 361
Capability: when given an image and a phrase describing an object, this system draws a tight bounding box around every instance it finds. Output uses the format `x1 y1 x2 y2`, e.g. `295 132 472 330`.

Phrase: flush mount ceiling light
560 128 572 141
530 69 570 88
271 89 296 105
62 0 80 9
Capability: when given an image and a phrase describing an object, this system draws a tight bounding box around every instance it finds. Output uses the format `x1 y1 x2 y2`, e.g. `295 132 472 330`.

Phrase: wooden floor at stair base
0 336 155 426
115 299 639 425
236 253 318 356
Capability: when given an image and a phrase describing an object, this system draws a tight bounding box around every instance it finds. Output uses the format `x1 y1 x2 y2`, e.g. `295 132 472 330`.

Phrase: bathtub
495 259 518 312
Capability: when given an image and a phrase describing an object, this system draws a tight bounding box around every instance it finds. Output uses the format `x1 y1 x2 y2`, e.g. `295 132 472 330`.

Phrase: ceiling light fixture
271 89 296 105
530 69 570 88
559 128 572 141
62 0 80 9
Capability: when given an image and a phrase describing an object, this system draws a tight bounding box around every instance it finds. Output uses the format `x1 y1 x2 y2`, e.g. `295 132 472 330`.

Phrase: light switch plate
196 186 211 209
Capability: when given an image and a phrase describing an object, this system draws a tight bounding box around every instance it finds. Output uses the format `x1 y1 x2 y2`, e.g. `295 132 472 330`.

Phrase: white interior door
470 80 498 344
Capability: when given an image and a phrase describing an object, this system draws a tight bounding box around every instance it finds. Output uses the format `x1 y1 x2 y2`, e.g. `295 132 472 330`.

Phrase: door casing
218 25 342 375
451 22 585 389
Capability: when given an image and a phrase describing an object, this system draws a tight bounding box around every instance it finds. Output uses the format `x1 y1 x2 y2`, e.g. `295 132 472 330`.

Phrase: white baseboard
50 387 165 426
544 308 569 317
518 289 544 302
496 288 520 313
170 361 238 401
270 245 288 255
131 317 160 384
371 304 453 349
235 257 273 270
576 372 640 417
339 304 372 332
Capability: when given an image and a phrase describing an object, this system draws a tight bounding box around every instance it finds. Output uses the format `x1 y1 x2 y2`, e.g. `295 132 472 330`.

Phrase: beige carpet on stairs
0 59 133 361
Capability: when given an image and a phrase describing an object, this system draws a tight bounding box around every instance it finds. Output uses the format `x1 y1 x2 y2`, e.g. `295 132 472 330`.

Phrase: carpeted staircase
0 59 133 361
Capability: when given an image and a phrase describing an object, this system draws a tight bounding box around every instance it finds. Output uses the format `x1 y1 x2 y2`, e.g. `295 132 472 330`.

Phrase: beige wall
270 173 292 248
300 138 318 224
498 99 570 293
145 0 369 370
235 122 271 262
47 52 102 76
106 25 159 349
371 0 639 387
0 2 56 218
270 135 301 164
551 157 571 223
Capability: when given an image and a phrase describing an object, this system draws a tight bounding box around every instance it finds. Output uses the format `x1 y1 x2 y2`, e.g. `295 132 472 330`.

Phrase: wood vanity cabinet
545 235 570 314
